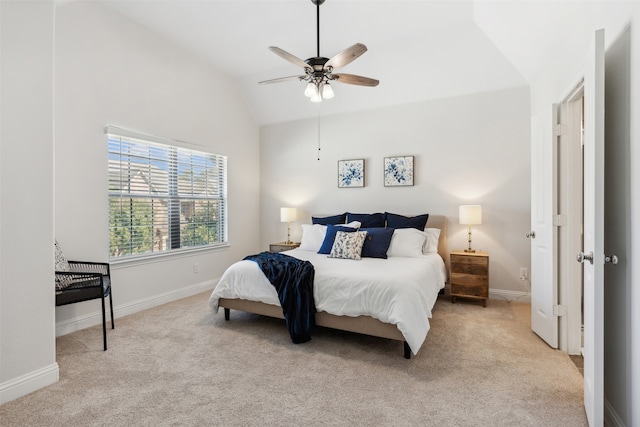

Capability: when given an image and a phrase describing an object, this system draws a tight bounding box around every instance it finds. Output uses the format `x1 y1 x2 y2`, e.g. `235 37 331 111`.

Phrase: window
107 128 227 259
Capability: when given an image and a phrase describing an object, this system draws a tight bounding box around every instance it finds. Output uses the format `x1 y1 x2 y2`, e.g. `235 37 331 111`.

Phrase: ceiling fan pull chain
317 108 321 160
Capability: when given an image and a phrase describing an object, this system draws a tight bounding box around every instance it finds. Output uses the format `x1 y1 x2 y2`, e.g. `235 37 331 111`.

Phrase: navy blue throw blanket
244 252 316 343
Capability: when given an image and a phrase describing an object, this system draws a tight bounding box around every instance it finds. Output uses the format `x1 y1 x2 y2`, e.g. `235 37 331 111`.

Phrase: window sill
109 244 230 270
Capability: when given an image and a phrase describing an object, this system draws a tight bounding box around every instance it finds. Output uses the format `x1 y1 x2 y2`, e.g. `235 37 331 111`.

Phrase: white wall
260 86 531 299
54 2 260 331
0 0 58 404
528 3 639 425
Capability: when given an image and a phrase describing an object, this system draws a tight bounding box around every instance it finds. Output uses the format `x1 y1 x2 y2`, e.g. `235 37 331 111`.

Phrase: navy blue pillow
386 212 429 230
318 225 357 254
312 213 346 225
360 227 394 259
346 212 386 228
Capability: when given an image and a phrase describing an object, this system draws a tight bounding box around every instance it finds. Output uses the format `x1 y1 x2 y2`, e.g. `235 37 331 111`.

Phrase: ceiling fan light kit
322 83 334 99
259 0 379 102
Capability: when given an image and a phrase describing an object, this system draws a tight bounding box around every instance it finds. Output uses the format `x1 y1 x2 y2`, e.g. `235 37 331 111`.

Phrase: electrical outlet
194 263 199 273
520 267 528 281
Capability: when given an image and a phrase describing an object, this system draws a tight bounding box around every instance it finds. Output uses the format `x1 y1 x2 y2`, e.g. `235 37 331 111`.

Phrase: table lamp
459 205 482 253
280 207 297 244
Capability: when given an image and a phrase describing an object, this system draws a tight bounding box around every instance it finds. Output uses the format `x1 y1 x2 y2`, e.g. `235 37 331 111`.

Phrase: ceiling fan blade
268 47 313 71
332 73 379 87
259 75 307 85
325 43 367 69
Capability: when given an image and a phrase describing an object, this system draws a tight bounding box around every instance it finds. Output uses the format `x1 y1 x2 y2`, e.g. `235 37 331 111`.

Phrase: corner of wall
0 363 59 405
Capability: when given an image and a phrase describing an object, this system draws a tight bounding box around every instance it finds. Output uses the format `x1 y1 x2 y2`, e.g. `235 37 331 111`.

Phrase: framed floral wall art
384 156 414 186
338 159 365 188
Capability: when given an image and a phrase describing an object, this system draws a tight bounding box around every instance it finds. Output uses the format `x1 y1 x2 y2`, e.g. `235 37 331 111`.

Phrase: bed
209 214 448 358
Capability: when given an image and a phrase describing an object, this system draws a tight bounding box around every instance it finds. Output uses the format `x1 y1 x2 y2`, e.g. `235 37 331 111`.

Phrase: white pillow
423 228 441 254
299 221 361 252
299 224 328 251
387 228 428 258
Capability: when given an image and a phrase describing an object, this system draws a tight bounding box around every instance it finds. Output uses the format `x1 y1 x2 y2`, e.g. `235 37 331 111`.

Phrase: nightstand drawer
451 259 487 275
451 254 489 269
450 273 489 297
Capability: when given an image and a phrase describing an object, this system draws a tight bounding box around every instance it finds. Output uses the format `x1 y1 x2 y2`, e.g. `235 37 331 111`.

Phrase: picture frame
384 156 414 186
338 159 365 188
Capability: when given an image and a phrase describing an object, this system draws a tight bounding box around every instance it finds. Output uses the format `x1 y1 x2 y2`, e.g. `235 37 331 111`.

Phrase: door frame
557 83 585 355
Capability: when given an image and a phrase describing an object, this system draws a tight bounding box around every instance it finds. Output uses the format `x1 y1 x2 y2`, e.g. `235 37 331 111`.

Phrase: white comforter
209 249 446 355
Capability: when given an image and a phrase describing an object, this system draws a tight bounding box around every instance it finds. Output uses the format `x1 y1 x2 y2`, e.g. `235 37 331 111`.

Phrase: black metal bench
55 261 114 350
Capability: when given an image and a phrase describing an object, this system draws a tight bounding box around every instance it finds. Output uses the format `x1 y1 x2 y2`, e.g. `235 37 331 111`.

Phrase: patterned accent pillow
328 231 367 260
55 240 72 291
55 240 70 271
318 224 358 254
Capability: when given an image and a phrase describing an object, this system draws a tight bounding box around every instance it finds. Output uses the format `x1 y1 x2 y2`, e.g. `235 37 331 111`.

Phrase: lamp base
464 225 477 253
286 222 292 246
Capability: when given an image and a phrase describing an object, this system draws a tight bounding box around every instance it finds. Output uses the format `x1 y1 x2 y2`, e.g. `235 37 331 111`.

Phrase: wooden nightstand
450 250 489 307
269 242 300 253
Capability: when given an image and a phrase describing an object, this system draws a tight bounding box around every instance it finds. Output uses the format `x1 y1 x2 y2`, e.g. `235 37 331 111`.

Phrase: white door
530 105 558 348
580 28 605 427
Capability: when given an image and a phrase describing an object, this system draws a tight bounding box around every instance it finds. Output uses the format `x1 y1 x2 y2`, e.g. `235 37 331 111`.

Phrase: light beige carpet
1 292 587 426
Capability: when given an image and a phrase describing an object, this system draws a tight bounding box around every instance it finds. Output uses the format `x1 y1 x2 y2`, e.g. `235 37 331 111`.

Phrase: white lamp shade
322 83 334 99
280 207 297 222
310 89 322 103
304 82 315 97
459 205 482 225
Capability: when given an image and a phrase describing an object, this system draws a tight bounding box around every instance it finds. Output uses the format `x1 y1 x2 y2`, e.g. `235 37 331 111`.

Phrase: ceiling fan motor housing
303 57 332 86
306 57 330 73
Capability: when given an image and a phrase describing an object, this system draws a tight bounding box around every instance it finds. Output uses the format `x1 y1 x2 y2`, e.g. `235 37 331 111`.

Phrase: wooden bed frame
219 215 448 359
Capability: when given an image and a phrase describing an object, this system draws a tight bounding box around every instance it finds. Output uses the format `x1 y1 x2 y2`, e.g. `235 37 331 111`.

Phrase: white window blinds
107 128 227 259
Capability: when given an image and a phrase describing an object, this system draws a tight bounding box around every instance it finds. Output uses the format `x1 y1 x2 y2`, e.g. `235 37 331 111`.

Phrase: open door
579 28 605 427
531 28 605 426
530 105 559 349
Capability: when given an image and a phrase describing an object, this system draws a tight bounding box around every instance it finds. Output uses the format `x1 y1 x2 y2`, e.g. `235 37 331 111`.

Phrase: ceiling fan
259 0 379 103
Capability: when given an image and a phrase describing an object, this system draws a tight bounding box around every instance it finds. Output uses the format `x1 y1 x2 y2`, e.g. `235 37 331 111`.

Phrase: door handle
577 251 594 264
525 231 536 239
605 254 619 265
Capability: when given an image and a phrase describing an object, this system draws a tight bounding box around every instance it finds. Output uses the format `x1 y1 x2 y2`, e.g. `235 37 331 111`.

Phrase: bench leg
404 341 411 359
101 294 107 351
224 308 230 321
109 292 115 329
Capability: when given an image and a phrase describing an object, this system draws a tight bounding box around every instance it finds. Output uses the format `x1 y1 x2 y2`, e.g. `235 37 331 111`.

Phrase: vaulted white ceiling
95 0 615 125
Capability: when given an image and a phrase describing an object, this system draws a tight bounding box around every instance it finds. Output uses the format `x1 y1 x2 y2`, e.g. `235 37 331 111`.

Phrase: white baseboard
0 363 59 405
55 278 218 337
489 288 531 304
605 398 626 427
